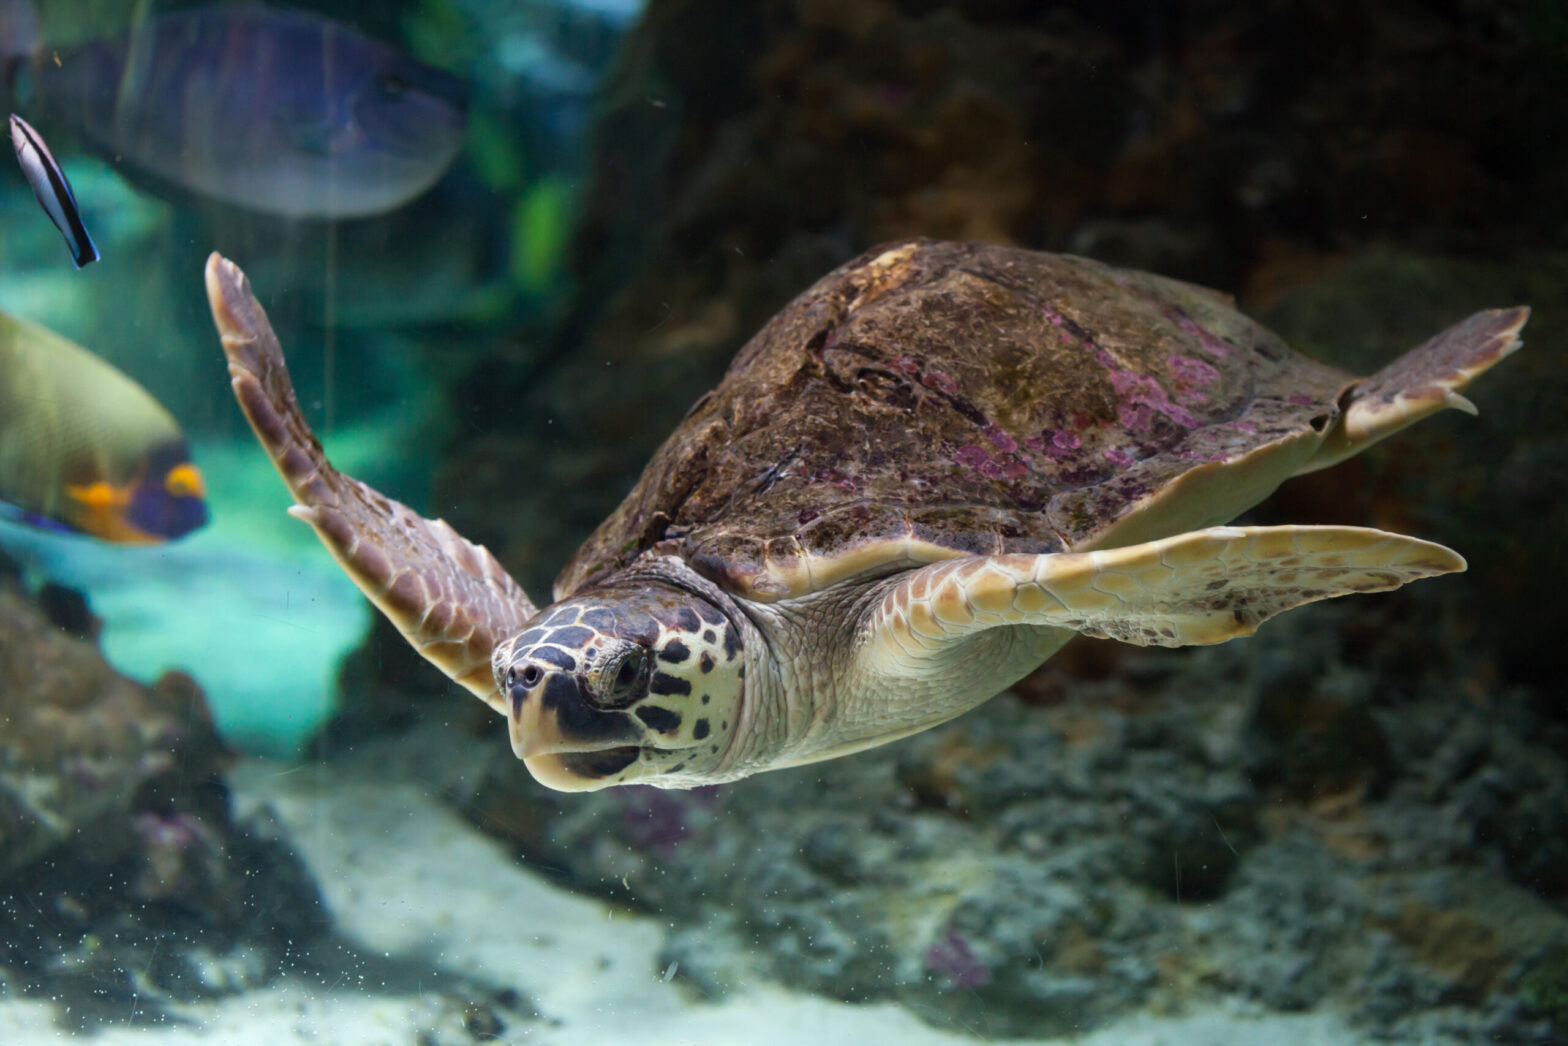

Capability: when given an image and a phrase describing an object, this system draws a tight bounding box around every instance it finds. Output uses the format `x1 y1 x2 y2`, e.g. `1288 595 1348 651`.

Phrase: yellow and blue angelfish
0 310 206 542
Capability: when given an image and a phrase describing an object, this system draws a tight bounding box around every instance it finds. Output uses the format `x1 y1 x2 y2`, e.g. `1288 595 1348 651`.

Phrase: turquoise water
0 433 372 756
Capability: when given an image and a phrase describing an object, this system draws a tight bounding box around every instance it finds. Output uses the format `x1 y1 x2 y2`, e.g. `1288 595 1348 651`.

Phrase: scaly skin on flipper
867 524 1463 654
203 253 537 708
1304 306 1529 472
772 524 1466 769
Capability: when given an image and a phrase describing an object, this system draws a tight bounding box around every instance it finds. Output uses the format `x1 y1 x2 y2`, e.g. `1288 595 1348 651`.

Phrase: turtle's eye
506 664 543 691
586 645 649 709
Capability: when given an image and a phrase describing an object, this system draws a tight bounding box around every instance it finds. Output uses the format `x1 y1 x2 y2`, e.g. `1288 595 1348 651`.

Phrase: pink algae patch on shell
1117 402 1156 432
1039 306 1076 342
954 445 990 468
954 442 1029 481
1162 304 1233 358
983 425 1018 453
1097 349 1200 430
892 354 958 396
1104 446 1136 467
1172 357 1216 390
1289 393 1316 407
1043 428 1081 460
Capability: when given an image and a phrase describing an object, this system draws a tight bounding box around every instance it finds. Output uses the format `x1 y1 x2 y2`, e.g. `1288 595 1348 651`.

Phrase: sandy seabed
2 752 1381 1046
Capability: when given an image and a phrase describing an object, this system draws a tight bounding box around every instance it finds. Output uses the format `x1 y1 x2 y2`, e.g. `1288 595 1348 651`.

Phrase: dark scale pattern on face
541 673 638 745
532 646 577 672
636 705 682 733
512 626 549 648
695 602 727 627
547 625 596 648
561 747 639 778
693 719 710 740
675 607 701 633
703 629 717 644
579 607 619 632
723 627 741 661
699 652 714 673
650 671 692 696
537 605 584 628
658 639 691 663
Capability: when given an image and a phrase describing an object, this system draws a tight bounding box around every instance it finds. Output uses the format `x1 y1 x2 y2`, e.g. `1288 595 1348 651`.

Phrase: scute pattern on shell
558 240 1352 602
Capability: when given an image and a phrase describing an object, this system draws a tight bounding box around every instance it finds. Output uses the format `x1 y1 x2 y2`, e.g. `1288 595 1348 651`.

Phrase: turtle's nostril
507 663 547 719
506 663 545 696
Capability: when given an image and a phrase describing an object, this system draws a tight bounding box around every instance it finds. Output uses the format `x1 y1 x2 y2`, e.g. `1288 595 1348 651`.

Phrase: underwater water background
0 1 1565 1043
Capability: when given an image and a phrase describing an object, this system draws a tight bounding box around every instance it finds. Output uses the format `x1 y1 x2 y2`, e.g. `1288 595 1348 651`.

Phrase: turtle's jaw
523 749 642 792
507 670 656 790
509 677 628 743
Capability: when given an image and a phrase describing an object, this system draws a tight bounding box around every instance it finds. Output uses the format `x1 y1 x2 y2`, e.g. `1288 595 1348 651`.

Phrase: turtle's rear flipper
1304 306 1528 473
204 253 538 709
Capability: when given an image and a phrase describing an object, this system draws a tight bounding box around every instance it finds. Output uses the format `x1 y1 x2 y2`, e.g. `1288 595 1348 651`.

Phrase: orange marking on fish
64 480 130 510
63 480 162 544
164 462 206 498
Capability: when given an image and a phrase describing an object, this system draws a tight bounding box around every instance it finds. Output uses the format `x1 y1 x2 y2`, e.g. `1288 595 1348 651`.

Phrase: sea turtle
203 240 1526 792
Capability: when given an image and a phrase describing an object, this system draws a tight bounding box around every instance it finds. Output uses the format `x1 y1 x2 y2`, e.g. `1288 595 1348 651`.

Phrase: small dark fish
35 5 469 219
0 310 206 543
8 112 97 267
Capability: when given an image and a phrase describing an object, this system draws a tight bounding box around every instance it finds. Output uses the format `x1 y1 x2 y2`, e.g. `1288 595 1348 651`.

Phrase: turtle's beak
507 668 641 791
507 691 553 760
523 752 638 792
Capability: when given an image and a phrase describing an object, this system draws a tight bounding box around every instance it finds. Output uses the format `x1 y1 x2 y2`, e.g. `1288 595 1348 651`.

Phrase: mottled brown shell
558 240 1352 602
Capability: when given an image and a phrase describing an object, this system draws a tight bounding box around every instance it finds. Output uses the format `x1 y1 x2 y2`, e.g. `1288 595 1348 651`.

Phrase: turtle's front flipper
787 525 1464 769
1304 306 1528 473
204 253 538 710
864 524 1462 663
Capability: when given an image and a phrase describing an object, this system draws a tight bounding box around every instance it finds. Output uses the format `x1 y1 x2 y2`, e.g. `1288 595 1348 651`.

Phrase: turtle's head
492 584 747 791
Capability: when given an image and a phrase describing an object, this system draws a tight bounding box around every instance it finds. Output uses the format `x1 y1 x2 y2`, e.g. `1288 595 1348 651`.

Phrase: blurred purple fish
34 4 469 219
8 112 97 265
